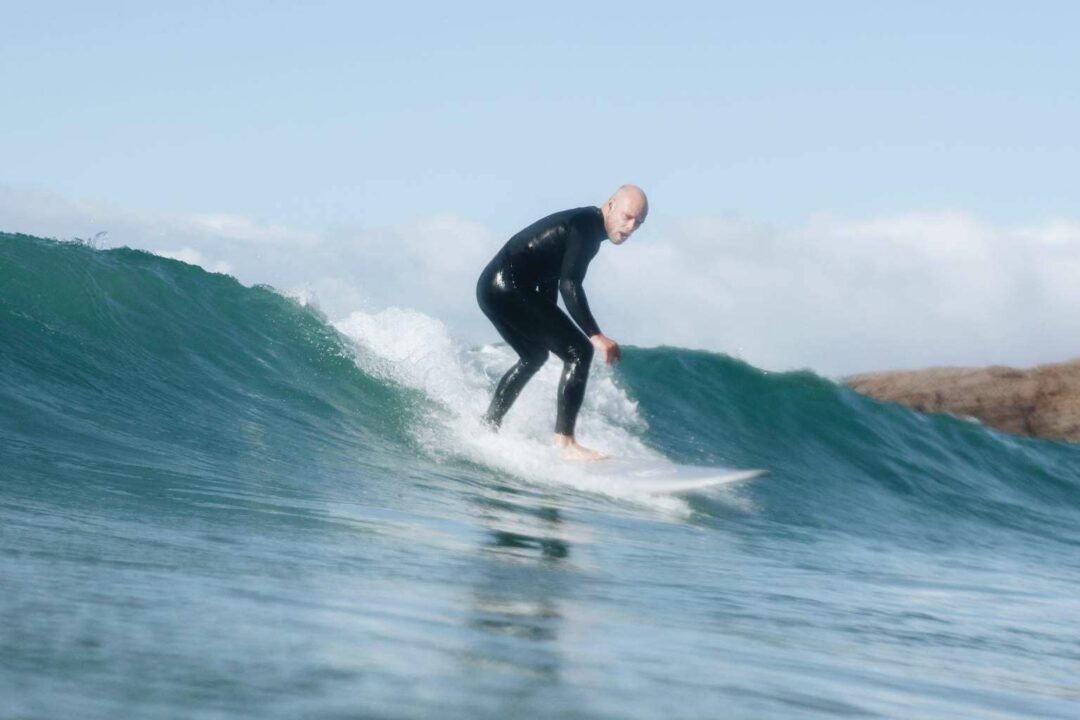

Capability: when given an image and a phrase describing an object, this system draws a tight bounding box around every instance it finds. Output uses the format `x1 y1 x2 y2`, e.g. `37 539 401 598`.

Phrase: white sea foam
333 307 696 512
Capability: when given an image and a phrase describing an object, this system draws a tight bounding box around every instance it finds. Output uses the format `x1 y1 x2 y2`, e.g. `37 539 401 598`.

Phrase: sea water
2 233 1078 719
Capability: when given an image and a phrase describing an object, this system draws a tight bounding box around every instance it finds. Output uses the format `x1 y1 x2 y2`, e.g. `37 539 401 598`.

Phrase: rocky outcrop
846 360 1080 443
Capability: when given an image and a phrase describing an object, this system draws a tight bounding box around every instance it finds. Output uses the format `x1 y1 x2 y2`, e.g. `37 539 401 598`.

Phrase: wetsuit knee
522 346 550 370
483 346 548 430
566 336 593 366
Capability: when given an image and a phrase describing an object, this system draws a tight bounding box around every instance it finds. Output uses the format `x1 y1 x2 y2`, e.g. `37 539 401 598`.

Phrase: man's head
601 184 648 244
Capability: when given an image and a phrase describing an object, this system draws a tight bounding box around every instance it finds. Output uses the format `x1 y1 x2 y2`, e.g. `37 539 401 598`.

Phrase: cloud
188 213 319 246
3 183 1079 376
155 247 233 275
601 212 1080 374
0 183 324 301
0 184 308 266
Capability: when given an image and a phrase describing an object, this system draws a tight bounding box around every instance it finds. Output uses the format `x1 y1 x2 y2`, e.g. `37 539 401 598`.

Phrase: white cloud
601 212 1080 374
1018 219 1080 248
188 213 319 246
3 184 1079 376
155 247 233 275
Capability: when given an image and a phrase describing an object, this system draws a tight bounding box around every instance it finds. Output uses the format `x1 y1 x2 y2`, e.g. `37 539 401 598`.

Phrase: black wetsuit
476 206 608 435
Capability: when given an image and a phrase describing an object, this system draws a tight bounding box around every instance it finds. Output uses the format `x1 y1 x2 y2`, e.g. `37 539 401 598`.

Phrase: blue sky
3 2 1080 373
6 1 1078 228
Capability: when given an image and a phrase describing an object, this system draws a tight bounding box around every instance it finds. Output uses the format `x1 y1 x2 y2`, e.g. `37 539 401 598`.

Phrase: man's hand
590 334 621 365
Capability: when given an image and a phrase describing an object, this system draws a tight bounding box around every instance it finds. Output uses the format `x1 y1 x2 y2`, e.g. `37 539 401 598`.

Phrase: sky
3 1 1079 375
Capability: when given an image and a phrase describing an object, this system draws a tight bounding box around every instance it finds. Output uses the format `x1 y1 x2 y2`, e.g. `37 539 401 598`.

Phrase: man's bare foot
553 434 609 461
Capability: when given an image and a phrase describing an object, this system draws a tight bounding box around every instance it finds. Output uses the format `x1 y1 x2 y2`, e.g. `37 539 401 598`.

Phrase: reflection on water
487 529 569 561
462 494 576 691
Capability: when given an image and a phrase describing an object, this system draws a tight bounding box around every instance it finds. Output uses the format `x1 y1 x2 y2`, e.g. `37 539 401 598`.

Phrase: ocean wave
3 231 1079 540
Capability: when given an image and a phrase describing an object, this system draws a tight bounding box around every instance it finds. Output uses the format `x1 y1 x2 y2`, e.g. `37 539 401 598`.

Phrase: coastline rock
845 359 1080 443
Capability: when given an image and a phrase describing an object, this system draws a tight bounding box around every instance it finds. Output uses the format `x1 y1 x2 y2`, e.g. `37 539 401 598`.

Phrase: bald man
476 185 649 460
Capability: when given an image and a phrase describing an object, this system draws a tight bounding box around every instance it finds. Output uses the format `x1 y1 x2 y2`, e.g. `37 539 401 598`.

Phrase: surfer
476 185 649 460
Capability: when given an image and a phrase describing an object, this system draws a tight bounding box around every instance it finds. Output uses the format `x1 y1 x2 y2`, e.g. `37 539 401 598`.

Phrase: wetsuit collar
593 206 608 241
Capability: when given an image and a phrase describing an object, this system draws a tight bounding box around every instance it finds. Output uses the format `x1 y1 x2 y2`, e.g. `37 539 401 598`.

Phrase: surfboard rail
578 458 767 495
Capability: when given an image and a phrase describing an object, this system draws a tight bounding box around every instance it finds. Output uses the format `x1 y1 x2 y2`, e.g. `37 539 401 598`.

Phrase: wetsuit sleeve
559 225 602 337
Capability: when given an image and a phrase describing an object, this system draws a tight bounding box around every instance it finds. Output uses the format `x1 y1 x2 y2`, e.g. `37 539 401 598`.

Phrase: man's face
606 196 648 245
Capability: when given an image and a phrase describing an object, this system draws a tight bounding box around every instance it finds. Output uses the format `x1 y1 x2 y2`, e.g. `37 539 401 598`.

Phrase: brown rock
846 359 1080 443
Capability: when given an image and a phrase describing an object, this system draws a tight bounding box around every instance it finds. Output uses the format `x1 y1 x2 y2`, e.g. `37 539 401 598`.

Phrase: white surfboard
579 457 766 496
